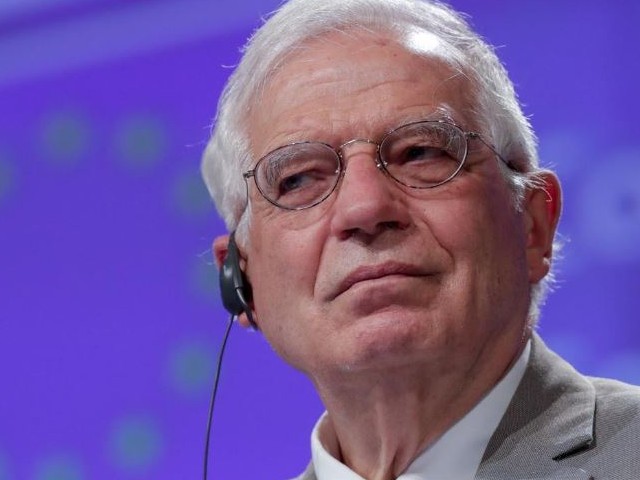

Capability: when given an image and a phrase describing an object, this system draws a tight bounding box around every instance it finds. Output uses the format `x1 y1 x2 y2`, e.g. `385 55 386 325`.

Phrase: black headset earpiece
219 231 257 329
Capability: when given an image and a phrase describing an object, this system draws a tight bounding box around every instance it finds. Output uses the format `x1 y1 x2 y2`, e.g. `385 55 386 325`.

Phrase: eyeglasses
243 120 509 210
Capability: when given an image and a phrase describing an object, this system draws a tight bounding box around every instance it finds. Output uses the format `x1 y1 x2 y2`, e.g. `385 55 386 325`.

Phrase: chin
332 308 437 373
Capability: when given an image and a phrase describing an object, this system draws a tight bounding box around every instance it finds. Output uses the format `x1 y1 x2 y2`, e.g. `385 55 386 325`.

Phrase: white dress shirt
310 340 531 480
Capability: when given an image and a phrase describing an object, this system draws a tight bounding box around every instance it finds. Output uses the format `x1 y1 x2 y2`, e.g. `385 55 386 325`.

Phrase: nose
330 141 410 241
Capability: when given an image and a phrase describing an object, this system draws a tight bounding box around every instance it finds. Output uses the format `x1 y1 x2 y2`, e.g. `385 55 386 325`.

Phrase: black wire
203 313 235 480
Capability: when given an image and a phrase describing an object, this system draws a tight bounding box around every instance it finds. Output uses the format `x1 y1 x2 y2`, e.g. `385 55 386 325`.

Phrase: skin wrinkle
205 6 544 247
249 52 477 181
213 26 560 480
252 95 473 163
316 322 522 478
237 32 490 243
251 26 468 149
201 7 565 472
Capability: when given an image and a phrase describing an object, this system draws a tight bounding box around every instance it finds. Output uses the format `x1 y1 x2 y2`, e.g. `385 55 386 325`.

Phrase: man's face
234 30 547 385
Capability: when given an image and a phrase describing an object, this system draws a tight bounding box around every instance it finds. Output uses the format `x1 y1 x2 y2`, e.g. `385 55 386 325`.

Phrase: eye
379 122 466 187
382 122 465 168
399 144 448 164
256 142 340 208
387 137 456 167
278 170 316 195
273 162 338 208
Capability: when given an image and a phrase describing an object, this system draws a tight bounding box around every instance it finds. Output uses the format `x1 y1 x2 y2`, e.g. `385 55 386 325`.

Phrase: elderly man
201 0 640 479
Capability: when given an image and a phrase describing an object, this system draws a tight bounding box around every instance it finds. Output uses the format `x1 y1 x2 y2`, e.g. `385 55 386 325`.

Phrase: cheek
245 220 329 362
247 209 326 285
429 179 525 255
422 184 529 302
417 195 490 257
245 206 337 312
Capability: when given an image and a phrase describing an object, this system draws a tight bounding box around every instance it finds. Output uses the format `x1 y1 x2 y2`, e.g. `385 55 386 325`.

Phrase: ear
524 171 562 283
213 234 230 268
212 234 257 330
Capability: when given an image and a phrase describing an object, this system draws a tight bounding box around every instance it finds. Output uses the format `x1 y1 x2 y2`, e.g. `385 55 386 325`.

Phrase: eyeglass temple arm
467 132 517 171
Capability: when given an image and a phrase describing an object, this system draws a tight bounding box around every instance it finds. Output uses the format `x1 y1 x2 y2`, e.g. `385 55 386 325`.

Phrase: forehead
249 28 476 156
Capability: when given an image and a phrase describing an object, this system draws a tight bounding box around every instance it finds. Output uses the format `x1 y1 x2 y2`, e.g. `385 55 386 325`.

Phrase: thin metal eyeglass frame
242 119 513 211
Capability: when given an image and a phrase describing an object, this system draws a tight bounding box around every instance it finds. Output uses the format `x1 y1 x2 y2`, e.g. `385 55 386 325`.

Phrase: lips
332 262 431 299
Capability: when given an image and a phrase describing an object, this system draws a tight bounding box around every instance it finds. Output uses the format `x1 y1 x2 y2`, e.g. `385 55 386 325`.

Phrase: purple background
0 1 639 479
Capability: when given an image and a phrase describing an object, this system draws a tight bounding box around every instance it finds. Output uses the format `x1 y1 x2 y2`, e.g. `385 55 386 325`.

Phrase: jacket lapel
476 334 596 479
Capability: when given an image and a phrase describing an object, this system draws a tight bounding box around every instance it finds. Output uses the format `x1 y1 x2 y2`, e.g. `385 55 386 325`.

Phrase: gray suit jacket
292 335 640 479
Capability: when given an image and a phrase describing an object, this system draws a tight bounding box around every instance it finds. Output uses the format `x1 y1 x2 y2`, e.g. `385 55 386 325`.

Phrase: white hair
201 0 555 321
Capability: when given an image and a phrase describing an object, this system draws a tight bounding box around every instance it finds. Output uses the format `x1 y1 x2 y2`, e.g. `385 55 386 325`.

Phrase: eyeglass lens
253 121 468 210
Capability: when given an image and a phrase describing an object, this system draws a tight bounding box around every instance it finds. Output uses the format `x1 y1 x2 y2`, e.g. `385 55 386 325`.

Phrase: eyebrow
259 104 466 157
389 105 461 130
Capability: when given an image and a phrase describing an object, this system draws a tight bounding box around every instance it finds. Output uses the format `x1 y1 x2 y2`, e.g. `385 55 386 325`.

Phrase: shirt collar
311 340 531 480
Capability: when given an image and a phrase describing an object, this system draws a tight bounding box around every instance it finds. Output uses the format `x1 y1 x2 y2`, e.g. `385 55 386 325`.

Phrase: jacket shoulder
589 375 640 402
563 374 640 477
588 375 640 435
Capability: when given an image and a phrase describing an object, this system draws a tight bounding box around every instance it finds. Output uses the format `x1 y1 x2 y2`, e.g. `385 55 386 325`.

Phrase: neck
311 330 530 480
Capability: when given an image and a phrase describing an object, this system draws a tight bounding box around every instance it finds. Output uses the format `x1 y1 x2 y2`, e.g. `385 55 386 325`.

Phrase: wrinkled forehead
248 26 478 150
259 25 468 99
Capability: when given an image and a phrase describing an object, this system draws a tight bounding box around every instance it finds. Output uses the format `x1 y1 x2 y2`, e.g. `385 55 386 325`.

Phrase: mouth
332 262 432 299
